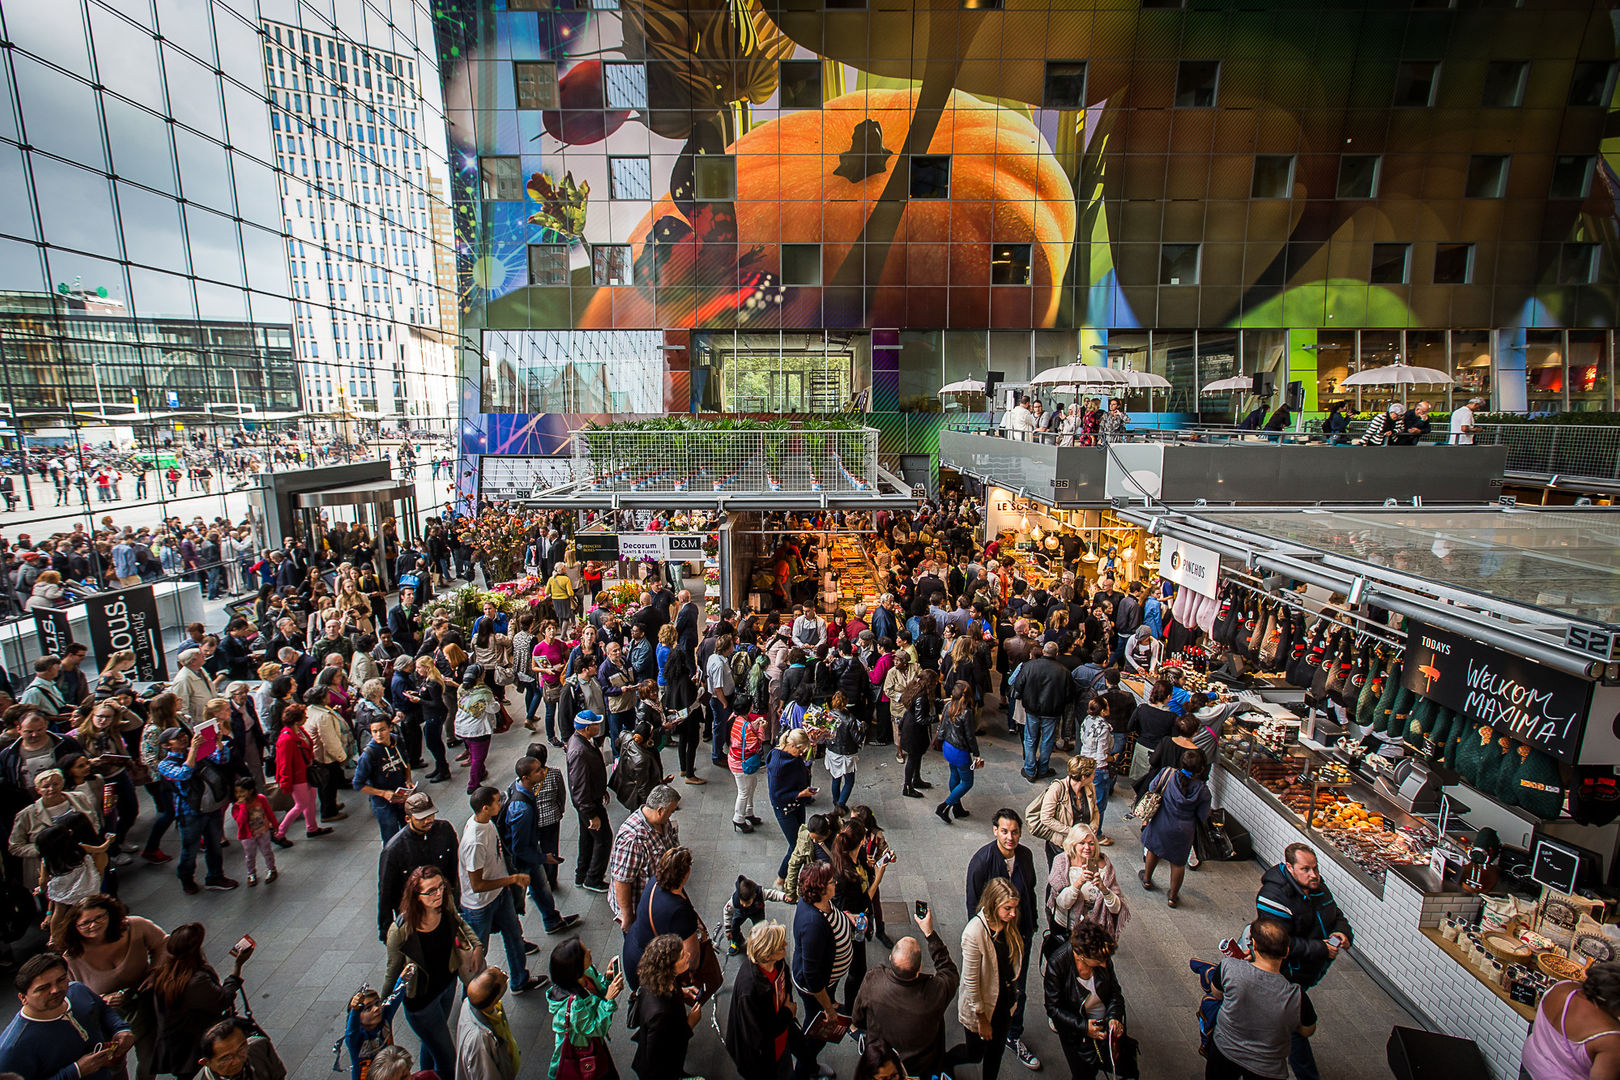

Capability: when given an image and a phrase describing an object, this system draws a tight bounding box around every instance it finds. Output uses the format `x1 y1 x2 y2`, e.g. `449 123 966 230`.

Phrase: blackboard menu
1403 621 1593 764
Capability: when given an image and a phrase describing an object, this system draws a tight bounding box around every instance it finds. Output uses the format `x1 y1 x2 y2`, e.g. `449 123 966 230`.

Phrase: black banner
1403 621 1593 764
32 608 72 657
574 533 620 562
665 534 705 557
83 586 169 682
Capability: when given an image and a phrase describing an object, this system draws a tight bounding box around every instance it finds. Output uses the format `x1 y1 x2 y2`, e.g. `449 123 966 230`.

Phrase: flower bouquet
800 703 835 744
591 580 643 618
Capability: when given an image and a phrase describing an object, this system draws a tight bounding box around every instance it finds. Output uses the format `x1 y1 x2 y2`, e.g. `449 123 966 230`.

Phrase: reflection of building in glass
482 330 665 414
0 290 299 425
262 19 456 427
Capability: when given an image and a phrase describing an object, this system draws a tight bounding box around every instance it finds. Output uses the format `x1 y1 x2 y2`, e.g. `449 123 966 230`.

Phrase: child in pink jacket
231 778 282 885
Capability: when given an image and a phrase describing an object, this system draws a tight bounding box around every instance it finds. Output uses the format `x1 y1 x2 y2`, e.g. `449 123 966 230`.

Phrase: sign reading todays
1403 621 1593 764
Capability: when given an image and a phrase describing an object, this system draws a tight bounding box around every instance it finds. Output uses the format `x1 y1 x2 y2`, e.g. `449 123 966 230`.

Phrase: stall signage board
1159 537 1220 599
32 608 72 656
83 585 169 681
619 533 665 561
574 534 620 561
666 534 705 557
1403 621 1593 764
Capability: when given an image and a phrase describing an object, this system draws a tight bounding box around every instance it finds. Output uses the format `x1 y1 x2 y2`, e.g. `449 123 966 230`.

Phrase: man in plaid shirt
608 784 681 932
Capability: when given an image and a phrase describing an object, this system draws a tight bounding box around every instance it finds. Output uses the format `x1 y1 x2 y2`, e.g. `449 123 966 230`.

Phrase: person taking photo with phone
851 903 960 1080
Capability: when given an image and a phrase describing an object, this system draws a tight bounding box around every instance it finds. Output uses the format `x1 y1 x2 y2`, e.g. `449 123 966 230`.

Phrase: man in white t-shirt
459 786 543 993
705 634 737 767
1450 396 1484 445
1004 397 1037 441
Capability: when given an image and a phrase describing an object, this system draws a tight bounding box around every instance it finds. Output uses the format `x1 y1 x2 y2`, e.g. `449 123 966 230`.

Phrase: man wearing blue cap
565 711 610 892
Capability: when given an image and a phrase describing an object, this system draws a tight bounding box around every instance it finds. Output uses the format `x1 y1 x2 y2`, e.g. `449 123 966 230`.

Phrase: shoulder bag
1130 766 1171 827
555 996 619 1080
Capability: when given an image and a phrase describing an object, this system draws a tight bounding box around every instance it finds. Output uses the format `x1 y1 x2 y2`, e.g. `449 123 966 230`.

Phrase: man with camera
851 905 960 1079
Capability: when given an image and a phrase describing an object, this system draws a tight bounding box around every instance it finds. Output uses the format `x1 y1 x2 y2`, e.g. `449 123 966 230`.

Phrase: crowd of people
0 491 1507 1080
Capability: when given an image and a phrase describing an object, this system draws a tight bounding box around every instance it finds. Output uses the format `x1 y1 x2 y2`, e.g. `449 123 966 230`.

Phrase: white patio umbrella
1116 369 1171 389
1339 362 1454 388
1029 363 1129 389
938 379 986 397
1201 375 1253 394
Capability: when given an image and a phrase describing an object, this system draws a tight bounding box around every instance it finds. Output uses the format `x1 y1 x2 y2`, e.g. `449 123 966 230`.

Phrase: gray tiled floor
6 694 1417 1079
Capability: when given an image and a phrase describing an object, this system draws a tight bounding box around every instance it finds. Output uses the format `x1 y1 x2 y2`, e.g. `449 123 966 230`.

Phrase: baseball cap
404 792 437 821
574 710 602 729
160 726 186 744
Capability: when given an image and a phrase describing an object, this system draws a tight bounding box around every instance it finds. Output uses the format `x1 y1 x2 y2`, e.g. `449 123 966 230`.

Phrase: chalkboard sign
1530 837 1584 895
574 534 620 562
1403 621 1593 764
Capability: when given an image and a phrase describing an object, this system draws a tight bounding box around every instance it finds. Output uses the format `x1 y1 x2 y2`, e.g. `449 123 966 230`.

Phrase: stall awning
296 479 418 508
508 466 921 512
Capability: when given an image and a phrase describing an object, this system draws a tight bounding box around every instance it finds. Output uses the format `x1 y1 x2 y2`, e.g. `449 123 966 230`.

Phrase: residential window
603 62 648 109
961 0 1002 9
608 156 652 200
1337 155 1381 199
1434 242 1474 284
592 244 632 286
781 243 821 286
1160 243 1199 285
1465 154 1509 198
694 156 736 200
1043 62 1087 109
991 244 1032 286
1175 61 1219 107
1550 154 1595 200
1394 61 1440 107
1251 155 1295 199
910 155 951 198
514 63 558 109
1560 243 1599 285
779 60 821 109
1569 61 1617 107
1481 61 1528 108
1369 243 1411 285
480 157 522 201
528 243 569 285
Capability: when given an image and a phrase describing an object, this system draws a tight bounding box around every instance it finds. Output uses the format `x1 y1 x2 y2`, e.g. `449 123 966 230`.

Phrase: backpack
731 646 755 682
190 760 232 814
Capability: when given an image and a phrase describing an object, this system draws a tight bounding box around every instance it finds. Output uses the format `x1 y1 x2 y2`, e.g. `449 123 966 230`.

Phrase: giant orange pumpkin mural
579 89 1077 330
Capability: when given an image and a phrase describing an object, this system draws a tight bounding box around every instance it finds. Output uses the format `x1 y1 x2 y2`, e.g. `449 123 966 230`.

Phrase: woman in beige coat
1028 756 1102 865
956 877 1024 1080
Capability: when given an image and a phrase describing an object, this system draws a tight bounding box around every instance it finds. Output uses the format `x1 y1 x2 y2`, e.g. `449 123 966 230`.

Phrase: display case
1221 717 1439 898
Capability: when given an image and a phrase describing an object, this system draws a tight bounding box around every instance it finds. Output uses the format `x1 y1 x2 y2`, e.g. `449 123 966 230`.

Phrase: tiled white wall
1222 766 1530 1079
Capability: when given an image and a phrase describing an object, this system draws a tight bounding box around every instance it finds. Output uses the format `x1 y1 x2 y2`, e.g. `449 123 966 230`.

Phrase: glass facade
435 0 1620 467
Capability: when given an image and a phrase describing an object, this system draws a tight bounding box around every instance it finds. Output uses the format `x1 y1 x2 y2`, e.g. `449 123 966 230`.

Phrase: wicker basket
1537 953 1588 981
1483 933 1532 965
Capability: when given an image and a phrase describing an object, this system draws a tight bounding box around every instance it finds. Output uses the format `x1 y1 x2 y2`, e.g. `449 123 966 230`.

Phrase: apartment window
991 244 1032 286
1560 243 1599 285
1394 61 1440 107
1481 61 1528 107
1369 243 1411 285
592 244 632 286
694 156 736 200
1569 61 1617 107
1175 61 1219 107
1550 155 1595 200
779 60 821 109
1434 242 1474 284
1251 155 1295 199
603 62 648 109
782 243 821 286
514 63 558 109
1160 243 1199 285
961 0 1002 9
609 156 652 200
480 157 522 201
528 243 569 285
910 155 951 198
1465 154 1509 198
1043 62 1087 109
1336 155 1381 199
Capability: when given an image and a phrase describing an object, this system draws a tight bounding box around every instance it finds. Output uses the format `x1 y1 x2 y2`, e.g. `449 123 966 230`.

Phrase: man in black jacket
963 809 1041 1071
387 587 423 654
1256 843 1352 1080
376 791 459 940
565 711 610 892
1017 642 1073 782
1109 582 1144 669
674 591 700 664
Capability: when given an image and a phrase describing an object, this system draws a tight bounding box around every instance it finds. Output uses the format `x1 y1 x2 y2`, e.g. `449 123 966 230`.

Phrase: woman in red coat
273 705 329 840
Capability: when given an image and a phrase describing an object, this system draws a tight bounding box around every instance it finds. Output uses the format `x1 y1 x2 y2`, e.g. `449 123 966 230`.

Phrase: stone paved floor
3 693 1417 1079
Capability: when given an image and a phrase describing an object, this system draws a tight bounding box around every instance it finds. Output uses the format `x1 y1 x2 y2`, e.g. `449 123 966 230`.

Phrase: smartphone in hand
229 934 255 958
915 900 929 919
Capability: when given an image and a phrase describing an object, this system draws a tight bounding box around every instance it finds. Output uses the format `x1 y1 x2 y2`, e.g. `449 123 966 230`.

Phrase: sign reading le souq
1403 621 1593 764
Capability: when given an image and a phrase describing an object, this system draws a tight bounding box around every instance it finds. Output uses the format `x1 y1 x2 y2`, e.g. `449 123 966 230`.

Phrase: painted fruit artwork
579 89 1077 329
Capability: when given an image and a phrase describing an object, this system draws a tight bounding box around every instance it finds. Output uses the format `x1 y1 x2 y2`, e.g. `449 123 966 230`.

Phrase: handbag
556 997 619 1080
264 782 294 813
1130 766 1171 826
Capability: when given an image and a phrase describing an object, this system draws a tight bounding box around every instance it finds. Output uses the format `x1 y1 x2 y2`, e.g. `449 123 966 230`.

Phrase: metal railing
1471 424 1620 481
572 426 881 494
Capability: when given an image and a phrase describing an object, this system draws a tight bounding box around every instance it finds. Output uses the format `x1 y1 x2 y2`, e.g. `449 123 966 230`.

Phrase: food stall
981 486 1158 592
1120 505 1620 1079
